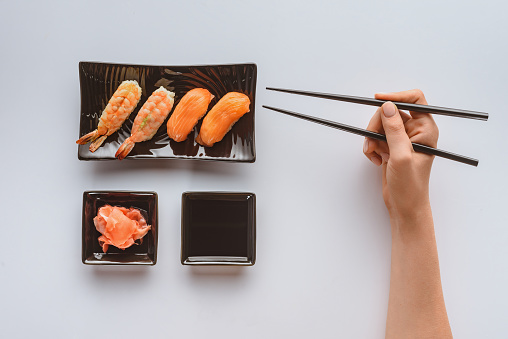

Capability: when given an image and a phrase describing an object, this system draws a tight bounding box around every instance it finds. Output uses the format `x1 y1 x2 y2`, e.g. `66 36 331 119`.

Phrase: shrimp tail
76 130 99 145
115 138 135 160
89 135 108 153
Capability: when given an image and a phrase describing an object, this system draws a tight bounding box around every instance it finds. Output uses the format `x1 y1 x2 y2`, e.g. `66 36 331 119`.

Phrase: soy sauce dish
82 191 158 265
181 192 256 266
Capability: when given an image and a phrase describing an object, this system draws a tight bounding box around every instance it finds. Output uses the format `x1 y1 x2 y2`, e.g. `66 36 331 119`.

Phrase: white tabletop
1 1 507 338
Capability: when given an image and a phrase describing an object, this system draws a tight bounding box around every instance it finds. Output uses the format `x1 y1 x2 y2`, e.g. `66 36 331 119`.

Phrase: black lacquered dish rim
82 190 158 266
77 61 257 163
181 191 256 266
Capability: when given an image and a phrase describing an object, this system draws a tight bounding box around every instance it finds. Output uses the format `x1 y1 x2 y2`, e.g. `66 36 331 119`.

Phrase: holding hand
363 89 439 222
363 89 452 338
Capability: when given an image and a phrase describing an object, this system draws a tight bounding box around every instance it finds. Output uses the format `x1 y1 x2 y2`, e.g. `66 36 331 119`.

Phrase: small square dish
82 191 158 265
181 192 256 266
77 61 257 162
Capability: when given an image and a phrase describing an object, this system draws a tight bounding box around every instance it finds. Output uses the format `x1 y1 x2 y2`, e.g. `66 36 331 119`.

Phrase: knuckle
391 153 413 167
413 88 425 97
415 125 426 136
411 88 427 104
423 121 439 144
432 123 439 139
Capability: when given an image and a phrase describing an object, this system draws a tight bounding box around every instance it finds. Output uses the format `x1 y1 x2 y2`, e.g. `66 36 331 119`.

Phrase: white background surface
1 1 507 338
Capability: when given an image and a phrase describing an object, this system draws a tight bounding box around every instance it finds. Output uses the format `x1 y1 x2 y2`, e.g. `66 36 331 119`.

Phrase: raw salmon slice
167 88 214 142
196 92 250 147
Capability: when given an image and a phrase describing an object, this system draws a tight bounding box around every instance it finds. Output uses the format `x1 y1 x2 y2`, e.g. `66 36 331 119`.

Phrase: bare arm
363 90 452 338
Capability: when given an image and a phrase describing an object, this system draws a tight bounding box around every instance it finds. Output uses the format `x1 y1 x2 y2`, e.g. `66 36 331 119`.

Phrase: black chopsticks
262 105 479 167
266 87 489 121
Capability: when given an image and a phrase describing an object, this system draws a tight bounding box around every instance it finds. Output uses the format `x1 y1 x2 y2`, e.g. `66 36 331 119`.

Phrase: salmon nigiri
94 205 151 252
167 88 214 142
196 92 250 147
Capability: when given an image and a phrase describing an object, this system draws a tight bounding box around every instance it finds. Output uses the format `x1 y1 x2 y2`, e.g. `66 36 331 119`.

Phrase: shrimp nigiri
115 86 175 160
196 92 250 147
167 88 214 142
76 80 142 152
94 205 151 252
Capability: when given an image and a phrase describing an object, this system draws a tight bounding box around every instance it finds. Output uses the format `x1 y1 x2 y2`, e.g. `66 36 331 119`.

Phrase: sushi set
79 61 258 266
79 61 487 266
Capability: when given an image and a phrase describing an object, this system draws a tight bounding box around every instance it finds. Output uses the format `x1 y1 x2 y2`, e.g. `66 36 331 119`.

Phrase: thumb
380 102 413 158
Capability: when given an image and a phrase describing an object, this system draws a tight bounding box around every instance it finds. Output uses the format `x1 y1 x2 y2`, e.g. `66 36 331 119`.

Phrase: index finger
375 89 429 120
374 89 428 105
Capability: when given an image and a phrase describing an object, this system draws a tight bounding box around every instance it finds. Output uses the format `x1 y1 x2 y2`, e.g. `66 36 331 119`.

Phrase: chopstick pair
264 87 488 167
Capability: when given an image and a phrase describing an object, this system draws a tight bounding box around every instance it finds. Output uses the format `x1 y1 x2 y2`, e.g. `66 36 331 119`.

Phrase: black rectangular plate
78 61 257 162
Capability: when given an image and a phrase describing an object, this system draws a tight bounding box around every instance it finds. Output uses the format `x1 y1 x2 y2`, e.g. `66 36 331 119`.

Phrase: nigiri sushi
115 86 175 160
196 92 250 147
76 80 142 152
167 88 214 142
94 205 151 252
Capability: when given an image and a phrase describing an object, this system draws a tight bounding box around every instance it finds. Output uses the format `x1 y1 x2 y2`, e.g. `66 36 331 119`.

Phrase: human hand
362 90 439 222
367 91 452 339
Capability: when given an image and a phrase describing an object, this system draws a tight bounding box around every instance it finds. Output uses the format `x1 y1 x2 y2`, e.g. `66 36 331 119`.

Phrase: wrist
389 201 435 239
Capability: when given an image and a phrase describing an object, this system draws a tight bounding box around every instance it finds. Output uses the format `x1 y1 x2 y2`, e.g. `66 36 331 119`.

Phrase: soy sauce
181 192 256 265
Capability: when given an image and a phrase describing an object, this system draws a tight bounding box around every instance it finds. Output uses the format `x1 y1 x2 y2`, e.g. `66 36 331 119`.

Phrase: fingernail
382 102 396 117
380 152 390 162
371 156 382 166
363 138 369 153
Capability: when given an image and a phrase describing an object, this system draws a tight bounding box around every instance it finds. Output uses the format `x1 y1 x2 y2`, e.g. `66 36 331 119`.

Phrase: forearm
386 205 452 338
